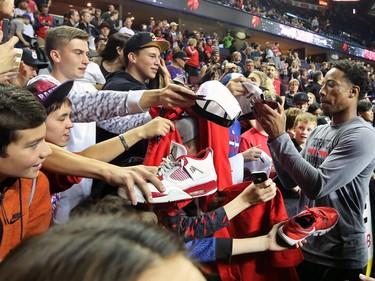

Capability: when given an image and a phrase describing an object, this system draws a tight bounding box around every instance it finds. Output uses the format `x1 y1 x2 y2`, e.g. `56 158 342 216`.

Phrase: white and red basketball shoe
118 141 217 203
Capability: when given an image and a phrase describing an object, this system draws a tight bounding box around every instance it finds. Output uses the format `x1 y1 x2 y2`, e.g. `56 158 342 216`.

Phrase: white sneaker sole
118 180 217 204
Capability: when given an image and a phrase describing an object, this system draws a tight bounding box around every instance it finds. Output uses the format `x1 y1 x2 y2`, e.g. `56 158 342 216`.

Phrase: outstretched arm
232 221 306 255
79 117 174 162
187 222 306 263
254 100 375 199
43 143 164 205
139 83 195 109
163 179 277 242
69 84 196 123
223 179 276 220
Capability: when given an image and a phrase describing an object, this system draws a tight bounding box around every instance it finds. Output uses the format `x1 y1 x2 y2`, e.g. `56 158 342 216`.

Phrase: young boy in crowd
281 112 318 216
273 110 316 217
291 112 318 152
285 107 303 138
0 87 52 260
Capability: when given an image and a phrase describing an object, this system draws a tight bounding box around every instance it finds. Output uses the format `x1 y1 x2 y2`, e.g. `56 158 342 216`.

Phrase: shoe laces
157 156 184 177
304 206 328 220
294 206 321 228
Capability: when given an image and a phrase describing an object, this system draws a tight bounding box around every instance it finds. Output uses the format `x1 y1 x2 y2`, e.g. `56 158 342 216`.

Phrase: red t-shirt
204 45 213 57
240 127 271 157
35 14 54 39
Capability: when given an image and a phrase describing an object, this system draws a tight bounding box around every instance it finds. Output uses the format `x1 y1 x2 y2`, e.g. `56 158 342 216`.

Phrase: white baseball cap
192 80 242 127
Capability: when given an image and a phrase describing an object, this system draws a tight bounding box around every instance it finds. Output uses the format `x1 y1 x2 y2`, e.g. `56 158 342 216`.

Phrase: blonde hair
251 70 276 99
188 38 197 46
293 112 317 127
285 107 303 130
289 78 300 86
224 63 237 72
307 92 316 104
231 51 241 61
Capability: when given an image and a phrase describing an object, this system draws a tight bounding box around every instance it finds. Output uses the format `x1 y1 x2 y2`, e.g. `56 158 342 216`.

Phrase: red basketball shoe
278 206 339 246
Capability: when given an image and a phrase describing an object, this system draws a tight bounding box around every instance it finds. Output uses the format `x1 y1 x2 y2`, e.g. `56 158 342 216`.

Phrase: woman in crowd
184 37 200 77
93 32 129 78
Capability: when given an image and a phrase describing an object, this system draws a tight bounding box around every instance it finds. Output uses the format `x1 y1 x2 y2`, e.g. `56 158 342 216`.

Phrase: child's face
0 124 52 181
45 102 73 147
289 83 299 94
294 121 316 145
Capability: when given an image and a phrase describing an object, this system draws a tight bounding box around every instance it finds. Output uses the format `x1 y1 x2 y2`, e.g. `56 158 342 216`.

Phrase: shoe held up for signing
118 141 217 203
277 206 339 246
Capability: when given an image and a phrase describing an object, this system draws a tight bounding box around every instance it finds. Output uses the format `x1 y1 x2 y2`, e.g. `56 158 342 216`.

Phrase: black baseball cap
124 32 170 55
21 48 49 69
293 92 309 103
99 22 111 30
26 79 74 108
173 50 189 60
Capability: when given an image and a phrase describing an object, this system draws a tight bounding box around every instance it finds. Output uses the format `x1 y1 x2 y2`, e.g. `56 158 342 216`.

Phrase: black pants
185 64 199 77
297 260 366 281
